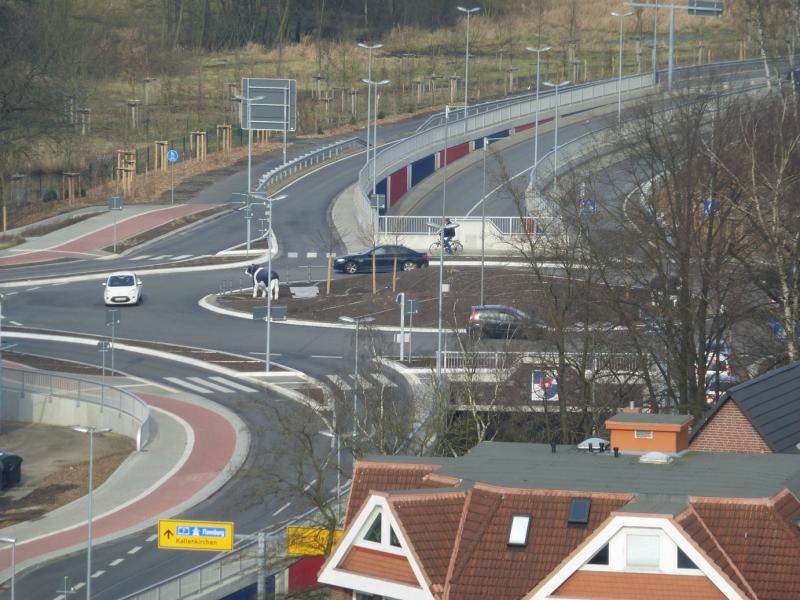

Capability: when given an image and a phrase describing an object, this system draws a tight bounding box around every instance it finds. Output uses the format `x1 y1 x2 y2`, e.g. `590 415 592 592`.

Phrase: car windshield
109 275 135 287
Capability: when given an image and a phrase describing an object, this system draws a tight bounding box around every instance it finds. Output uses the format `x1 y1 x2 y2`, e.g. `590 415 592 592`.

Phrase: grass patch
0 235 24 250
22 211 104 238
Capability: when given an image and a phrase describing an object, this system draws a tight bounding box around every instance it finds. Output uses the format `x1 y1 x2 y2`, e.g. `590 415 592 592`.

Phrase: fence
1 366 151 450
441 351 644 374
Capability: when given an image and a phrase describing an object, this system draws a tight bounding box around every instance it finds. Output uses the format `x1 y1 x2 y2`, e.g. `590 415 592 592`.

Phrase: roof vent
639 451 673 464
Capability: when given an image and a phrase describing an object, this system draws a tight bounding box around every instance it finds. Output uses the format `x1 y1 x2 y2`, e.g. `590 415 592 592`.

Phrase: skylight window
568 498 591 525
507 513 531 547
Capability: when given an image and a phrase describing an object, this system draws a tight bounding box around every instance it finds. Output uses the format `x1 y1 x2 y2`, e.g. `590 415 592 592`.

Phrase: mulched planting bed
214 265 644 329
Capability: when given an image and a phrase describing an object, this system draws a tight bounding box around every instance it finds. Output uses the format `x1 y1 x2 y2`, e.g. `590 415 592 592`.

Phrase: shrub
42 189 58 202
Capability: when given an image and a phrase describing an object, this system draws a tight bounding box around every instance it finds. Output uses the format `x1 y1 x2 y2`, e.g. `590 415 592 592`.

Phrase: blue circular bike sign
167 150 179 163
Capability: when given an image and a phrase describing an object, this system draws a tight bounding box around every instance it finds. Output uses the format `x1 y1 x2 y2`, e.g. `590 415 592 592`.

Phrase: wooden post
372 254 377 294
326 254 333 296
393 256 398 292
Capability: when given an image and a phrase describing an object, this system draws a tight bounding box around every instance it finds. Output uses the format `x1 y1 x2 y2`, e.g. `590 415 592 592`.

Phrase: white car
103 271 142 306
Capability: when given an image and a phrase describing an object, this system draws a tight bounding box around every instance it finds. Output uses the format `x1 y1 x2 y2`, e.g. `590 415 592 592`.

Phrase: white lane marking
53 595 66 600
146 534 158 542
304 478 317 491
312 355 343 359
327 374 351 391
129 255 151 261
148 255 170 261
110 558 124 566
306 252 318 258
288 252 298 258
372 373 398 388
91 570 105 578
273 502 291 516
73 582 86 590
356 375 373 389
25 286 40 292
171 254 192 261
329 485 339 493
209 375 259 393
164 376 215 394
128 545 143 554
186 376 236 393
2 292 16 296
10 321 22 326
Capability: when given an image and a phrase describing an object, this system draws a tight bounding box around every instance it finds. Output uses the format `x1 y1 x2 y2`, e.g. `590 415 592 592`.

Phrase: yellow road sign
158 519 234 552
287 526 343 556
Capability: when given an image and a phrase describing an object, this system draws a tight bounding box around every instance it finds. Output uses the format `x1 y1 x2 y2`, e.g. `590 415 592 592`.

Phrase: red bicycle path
0 203 216 267
0 391 237 571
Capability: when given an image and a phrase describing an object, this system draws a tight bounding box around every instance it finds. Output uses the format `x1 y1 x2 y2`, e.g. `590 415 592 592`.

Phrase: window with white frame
634 430 654 439
355 508 405 554
626 534 660 568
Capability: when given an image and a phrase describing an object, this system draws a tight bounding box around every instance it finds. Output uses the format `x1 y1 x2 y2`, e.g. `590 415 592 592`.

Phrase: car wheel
402 260 417 271
344 261 358 274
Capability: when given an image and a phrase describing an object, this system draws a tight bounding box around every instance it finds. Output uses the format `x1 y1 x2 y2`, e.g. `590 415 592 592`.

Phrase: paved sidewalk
0 376 248 580
0 203 216 267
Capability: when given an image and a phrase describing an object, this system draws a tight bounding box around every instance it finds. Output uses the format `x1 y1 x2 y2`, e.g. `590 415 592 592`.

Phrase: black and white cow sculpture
245 264 280 300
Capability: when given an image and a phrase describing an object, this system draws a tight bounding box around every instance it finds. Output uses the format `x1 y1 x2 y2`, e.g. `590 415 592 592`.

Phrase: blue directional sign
167 150 179 163
580 198 597 217
703 198 720 217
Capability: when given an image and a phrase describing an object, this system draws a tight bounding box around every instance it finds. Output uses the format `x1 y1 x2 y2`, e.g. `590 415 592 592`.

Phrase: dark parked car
333 245 429 274
467 305 548 339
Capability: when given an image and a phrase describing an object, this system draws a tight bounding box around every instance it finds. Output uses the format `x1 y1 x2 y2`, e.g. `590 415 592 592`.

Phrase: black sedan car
333 245 429 274
467 304 549 339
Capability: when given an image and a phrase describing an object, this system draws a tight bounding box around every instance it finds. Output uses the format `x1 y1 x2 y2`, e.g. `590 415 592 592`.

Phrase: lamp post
611 11 634 124
542 80 570 193
435 106 452 382
358 42 383 172
362 77 390 242
457 6 480 117
525 46 551 188
251 192 287 373
0 537 16 600
72 426 112 600
338 315 375 440
234 93 265 257
480 136 505 306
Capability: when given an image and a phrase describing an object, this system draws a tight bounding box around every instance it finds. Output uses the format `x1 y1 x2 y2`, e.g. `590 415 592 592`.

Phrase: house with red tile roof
319 414 800 600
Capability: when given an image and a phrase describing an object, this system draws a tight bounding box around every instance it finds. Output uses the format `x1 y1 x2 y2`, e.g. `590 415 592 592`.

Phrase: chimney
604 413 694 454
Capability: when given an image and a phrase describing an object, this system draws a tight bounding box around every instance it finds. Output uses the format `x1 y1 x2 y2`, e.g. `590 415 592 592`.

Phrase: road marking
209 376 259 392
164 377 215 394
110 558 124 566
273 502 291 516
146 533 158 542
306 252 318 258
288 252 298 258
148 255 170 261
356 375 373 389
2 292 16 296
53 595 66 600
330 485 340 493
327 374 351 391
129 255 151 261
91 570 105 578
73 582 86 590
186 376 236 393
10 321 22 326
312 355 343 359
372 373 398 388
25 286 40 292
171 254 192 261
304 478 317 491
128 545 143 554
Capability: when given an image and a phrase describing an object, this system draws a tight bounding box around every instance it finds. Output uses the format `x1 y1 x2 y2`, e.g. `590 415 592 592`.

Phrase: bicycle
429 238 463 256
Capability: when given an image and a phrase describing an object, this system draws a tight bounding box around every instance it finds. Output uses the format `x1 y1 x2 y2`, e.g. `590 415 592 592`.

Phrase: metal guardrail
441 351 644 374
1 366 152 450
379 215 542 235
258 137 365 191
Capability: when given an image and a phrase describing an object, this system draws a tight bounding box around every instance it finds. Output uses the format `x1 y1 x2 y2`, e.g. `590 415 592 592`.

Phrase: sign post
406 299 419 361
104 308 121 374
158 519 234 552
167 150 179 205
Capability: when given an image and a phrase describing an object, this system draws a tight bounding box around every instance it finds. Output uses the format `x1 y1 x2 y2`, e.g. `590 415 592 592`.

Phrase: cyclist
442 218 457 254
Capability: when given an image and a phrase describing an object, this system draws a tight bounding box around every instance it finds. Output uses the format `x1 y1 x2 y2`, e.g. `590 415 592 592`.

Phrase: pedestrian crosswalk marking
327 374 351 391
130 255 151 261
356 375 373 390
372 373 398 388
288 252 298 258
164 377 216 394
209 376 260 393
171 254 192 261
186 377 236 393
306 252 318 258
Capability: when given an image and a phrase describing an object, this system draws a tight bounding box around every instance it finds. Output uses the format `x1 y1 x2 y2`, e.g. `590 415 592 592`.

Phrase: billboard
241 78 297 132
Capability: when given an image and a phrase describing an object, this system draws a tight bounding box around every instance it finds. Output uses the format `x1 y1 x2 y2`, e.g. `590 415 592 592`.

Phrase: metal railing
1 366 151 450
258 137 365 191
441 351 644 374
378 215 545 235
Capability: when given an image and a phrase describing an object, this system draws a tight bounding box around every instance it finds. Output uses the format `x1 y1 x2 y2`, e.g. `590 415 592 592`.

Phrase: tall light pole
480 135 504 306
542 80 570 193
435 106 452 381
73 425 112 600
251 192 287 373
338 315 375 440
0 537 16 600
457 6 480 117
612 11 634 124
358 42 383 171
362 77 390 241
525 45 551 188
234 93 265 256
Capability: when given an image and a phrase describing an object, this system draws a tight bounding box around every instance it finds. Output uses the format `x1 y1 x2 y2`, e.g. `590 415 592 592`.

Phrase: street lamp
525 45 551 188
434 106 453 382
480 136 505 306
457 6 480 117
72 425 112 600
251 192 287 373
233 93 265 256
611 11 634 124
338 315 375 441
362 77 390 242
0 537 16 600
542 80 570 193
358 42 384 171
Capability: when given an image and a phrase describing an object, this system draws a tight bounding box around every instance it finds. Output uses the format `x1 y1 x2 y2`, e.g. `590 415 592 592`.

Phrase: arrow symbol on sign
164 529 174 540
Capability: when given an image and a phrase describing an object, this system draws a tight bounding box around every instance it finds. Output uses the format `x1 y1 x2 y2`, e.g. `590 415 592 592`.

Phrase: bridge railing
441 351 644 374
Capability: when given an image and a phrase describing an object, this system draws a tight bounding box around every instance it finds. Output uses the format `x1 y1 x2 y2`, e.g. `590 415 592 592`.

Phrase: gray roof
692 361 800 453
606 413 693 426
